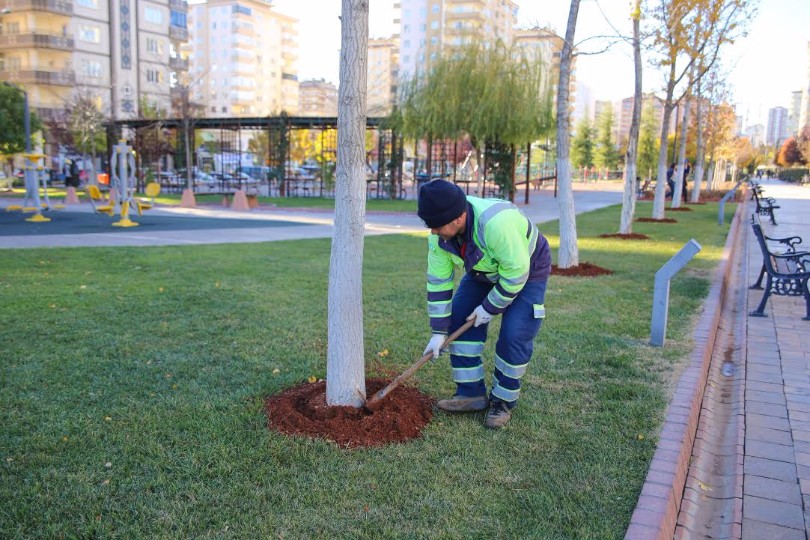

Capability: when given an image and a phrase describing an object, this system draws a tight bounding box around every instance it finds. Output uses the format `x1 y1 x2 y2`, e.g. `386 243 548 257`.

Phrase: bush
780 168 809 183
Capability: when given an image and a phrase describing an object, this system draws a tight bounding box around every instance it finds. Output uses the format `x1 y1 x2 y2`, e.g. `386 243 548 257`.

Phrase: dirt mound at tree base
598 233 650 240
265 378 434 448
636 217 678 223
551 262 614 277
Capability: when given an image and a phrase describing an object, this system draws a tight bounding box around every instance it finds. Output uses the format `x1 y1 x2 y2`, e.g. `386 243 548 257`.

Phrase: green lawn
0 202 734 538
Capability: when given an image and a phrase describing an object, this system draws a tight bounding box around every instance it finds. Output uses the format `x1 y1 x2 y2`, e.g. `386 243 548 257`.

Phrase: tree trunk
652 65 677 220
326 0 369 407
671 95 691 208
619 1 642 235
555 0 581 269
691 89 705 203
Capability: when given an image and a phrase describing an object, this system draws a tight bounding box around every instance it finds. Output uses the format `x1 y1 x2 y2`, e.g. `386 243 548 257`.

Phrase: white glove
467 305 493 327
423 334 446 359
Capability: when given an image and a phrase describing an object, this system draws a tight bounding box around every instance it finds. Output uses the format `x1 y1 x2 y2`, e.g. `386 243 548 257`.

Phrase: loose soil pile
265 378 434 448
636 217 678 223
552 262 614 277
667 207 693 212
598 233 650 240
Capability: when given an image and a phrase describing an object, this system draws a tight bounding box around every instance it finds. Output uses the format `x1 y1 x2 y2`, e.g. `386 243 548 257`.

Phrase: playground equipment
88 140 159 227
5 153 65 222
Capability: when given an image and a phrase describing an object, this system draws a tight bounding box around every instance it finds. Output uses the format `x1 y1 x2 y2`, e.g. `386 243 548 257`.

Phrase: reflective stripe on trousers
447 274 547 402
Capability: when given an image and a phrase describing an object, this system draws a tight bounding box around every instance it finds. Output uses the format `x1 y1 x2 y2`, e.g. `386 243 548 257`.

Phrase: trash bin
97 173 109 185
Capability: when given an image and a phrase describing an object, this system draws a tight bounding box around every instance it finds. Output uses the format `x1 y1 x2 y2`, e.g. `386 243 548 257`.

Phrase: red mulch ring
667 207 693 212
636 217 678 223
265 378 434 448
598 233 650 240
551 262 614 277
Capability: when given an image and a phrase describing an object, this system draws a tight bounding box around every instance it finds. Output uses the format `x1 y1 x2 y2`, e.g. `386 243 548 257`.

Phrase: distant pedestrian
682 162 691 203
666 163 675 199
68 160 80 188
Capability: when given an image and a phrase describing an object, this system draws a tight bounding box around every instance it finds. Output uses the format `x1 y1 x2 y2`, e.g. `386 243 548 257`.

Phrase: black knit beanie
417 180 467 228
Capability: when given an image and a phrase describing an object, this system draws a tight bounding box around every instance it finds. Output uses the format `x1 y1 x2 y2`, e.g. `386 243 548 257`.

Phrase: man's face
431 213 466 241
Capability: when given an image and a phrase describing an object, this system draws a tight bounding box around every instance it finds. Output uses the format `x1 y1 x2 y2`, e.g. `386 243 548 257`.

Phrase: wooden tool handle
366 318 476 407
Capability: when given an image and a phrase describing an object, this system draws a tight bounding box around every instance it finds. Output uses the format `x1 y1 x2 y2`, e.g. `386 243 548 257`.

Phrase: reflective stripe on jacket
426 196 551 333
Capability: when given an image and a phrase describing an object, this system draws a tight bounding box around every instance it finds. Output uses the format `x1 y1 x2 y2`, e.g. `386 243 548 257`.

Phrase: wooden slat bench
750 183 779 225
749 213 810 320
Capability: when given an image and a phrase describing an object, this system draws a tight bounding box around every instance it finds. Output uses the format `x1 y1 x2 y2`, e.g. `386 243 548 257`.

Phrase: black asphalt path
0 210 311 237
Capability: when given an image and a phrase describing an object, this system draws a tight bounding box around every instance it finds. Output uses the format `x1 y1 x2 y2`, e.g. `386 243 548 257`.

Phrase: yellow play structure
5 153 65 222
86 140 160 227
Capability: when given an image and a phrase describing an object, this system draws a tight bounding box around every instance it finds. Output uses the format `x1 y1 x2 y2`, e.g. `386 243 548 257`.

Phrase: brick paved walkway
742 181 810 539
626 179 810 539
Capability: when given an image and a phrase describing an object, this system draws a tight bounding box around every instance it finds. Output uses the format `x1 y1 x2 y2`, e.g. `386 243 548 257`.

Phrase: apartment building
800 41 810 131
367 36 398 116
185 0 298 117
298 78 337 117
397 0 517 81
0 0 189 121
766 106 788 147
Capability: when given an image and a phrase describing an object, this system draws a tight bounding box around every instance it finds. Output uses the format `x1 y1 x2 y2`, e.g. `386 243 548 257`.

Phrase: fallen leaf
636 434 644 440
272 368 280 374
158 287 164 293
105 462 112 469
307 376 317 383
104 416 112 422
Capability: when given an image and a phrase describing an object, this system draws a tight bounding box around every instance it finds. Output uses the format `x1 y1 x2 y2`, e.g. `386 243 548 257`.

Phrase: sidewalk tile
742 495 804 529
743 475 802 505
741 518 805 540
744 456 798 482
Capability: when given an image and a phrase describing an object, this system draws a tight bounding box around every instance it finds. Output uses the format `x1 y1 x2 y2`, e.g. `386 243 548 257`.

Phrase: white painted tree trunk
555 0 581 269
691 94 705 203
671 97 690 208
326 0 368 407
652 92 674 219
619 1 642 235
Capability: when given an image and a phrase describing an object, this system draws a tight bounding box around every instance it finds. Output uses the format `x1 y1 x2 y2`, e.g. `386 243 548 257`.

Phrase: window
80 60 102 78
146 69 162 83
144 7 163 24
78 25 100 43
431 4 439 13
221 106 227 113
77 0 98 7
233 4 252 16
170 10 187 28
146 38 162 54
430 21 438 29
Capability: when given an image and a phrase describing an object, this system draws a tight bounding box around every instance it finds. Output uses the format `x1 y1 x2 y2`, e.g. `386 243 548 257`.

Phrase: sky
270 0 809 128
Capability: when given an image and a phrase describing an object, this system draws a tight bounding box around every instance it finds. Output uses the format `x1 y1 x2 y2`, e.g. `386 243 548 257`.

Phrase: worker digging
417 179 552 429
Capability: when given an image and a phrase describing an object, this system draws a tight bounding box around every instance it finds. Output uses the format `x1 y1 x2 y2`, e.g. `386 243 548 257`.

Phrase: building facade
185 0 298 117
766 106 788 147
800 42 810 132
397 0 517 81
0 0 189 121
367 36 398 116
298 78 337 117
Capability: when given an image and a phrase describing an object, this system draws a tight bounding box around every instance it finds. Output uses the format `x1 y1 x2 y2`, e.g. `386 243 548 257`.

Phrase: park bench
749 213 810 320
750 183 779 225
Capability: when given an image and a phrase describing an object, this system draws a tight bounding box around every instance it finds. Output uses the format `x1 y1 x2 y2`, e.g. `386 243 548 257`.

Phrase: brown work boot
484 400 512 429
436 395 489 412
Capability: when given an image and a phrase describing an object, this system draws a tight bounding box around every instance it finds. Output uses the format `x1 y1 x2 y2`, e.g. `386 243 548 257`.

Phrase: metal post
650 239 702 347
718 178 744 225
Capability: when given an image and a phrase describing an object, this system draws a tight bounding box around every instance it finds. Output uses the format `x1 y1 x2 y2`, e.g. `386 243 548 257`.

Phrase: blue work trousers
446 274 547 408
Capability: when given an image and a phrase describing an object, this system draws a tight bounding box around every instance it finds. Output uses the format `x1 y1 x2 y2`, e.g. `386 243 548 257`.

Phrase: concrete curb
625 197 747 539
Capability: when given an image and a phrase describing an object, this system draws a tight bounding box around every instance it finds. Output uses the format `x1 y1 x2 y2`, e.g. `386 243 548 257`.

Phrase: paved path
740 180 810 539
0 182 623 248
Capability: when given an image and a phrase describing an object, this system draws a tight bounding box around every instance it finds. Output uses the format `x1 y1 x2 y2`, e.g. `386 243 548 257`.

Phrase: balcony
0 0 72 16
168 0 188 12
0 32 74 51
169 56 188 70
168 25 188 41
0 68 75 86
